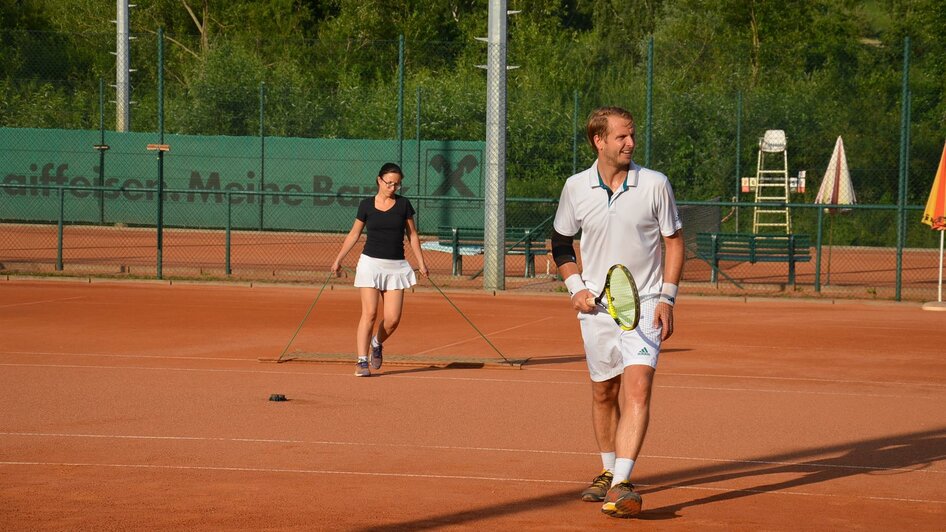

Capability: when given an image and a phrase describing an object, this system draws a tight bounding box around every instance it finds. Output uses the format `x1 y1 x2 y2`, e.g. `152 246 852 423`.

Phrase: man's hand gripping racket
585 264 642 331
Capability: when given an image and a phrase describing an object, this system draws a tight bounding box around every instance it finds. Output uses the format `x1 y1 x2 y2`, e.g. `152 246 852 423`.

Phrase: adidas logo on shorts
637 348 649 357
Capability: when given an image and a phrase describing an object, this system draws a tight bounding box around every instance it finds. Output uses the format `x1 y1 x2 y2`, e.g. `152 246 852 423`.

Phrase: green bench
696 232 812 286
420 226 549 277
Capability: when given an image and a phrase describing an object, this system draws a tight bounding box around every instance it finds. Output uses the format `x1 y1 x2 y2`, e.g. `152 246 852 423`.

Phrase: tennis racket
585 264 641 331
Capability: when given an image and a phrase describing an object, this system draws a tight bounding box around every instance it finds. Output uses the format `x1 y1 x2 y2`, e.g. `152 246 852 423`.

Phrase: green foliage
1 0 944 213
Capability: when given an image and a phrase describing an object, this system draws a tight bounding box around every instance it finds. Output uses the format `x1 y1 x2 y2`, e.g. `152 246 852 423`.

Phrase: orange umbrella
922 140 946 309
921 141 946 230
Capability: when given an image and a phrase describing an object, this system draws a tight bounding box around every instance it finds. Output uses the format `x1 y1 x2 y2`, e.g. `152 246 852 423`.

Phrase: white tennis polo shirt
553 160 682 297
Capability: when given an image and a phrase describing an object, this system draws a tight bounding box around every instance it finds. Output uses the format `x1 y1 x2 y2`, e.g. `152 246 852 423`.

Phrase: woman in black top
331 163 428 376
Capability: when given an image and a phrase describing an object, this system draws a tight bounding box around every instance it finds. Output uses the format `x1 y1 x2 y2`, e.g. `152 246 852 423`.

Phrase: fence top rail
0 184 926 210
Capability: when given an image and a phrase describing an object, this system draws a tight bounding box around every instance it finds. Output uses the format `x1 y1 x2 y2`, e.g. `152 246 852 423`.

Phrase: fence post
895 36 910 301
259 81 266 230
57 188 64 271
415 87 423 230
156 27 165 280
815 206 824 292
398 34 405 167
226 191 232 275
572 89 578 175
645 35 654 167
97 78 106 224
735 90 742 232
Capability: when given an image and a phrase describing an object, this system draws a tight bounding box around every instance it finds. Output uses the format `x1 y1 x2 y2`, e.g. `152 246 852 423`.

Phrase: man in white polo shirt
552 106 684 519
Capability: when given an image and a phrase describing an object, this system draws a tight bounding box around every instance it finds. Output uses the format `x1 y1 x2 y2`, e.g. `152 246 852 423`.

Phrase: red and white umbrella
922 140 946 309
814 136 856 283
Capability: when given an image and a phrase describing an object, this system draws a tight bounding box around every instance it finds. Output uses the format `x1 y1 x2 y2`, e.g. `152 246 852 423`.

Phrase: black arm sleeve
551 230 577 267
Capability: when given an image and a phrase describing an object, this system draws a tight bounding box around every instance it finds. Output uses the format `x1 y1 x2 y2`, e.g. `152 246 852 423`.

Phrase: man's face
595 116 635 167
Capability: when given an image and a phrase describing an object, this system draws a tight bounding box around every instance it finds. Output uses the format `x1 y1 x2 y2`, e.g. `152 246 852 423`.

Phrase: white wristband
660 282 678 306
564 274 587 297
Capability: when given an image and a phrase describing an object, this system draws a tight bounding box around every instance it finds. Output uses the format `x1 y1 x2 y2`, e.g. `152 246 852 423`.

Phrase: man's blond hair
586 107 635 152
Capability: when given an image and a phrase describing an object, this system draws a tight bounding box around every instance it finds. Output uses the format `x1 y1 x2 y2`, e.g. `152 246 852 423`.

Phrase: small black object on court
268 393 287 402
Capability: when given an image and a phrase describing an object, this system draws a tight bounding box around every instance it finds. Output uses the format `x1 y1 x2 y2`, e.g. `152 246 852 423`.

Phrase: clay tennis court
1 277 944 530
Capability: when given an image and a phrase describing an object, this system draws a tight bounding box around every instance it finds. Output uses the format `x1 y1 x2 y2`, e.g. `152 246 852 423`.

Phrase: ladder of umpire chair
752 129 792 234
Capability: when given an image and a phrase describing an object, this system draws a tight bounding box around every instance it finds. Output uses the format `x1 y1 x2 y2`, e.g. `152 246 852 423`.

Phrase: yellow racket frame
602 264 641 331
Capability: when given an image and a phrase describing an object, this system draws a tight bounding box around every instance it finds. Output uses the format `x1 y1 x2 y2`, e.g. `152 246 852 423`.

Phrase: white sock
358 355 368 362
611 458 635 486
601 452 616 473
371 336 381 347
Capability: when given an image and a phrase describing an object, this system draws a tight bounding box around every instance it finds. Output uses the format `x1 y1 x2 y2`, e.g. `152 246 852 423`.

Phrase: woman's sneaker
355 359 371 377
370 343 383 370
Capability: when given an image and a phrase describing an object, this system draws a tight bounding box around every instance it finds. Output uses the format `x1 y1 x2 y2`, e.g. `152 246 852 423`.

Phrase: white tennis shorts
354 254 417 291
578 295 662 382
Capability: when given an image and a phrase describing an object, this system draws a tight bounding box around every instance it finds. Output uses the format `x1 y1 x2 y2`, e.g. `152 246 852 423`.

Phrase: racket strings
605 266 640 330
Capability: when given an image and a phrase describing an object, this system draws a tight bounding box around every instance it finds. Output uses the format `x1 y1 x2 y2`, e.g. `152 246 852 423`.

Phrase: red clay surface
1 277 945 530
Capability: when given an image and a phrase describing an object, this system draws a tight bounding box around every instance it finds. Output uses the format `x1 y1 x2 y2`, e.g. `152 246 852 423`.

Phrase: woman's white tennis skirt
354 254 417 290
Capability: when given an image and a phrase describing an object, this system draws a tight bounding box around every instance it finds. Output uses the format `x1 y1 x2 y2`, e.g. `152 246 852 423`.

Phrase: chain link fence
2 29 943 300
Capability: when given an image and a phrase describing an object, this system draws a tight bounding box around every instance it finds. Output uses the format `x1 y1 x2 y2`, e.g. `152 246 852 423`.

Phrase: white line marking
0 351 250 362
0 362 943 399
2 432 942 475
0 461 942 504
3 351 944 389
0 296 84 309
0 460 580 485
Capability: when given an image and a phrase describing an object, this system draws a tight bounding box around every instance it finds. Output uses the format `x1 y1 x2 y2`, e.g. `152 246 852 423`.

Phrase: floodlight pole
115 0 131 131
483 0 509 291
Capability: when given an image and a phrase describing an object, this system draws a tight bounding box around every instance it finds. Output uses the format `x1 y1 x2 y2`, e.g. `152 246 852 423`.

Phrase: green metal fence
2 188 941 301
2 28 944 299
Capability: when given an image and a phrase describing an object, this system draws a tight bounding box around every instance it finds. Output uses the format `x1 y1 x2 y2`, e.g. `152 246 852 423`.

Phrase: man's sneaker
370 342 383 370
580 470 613 502
354 359 370 377
601 481 642 518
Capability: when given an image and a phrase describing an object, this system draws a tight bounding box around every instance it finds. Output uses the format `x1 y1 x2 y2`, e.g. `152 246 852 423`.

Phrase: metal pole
484 0 507 290
398 34 405 167
226 191 232 275
645 35 653 167
572 89 578 175
895 36 910 301
415 88 422 229
814 206 823 291
57 188 64 271
115 0 130 131
98 78 106 223
259 82 266 230
735 90 742 232
416 87 422 192
156 27 165 279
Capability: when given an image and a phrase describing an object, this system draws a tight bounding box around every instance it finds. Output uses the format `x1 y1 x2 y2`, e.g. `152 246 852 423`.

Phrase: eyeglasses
379 176 402 190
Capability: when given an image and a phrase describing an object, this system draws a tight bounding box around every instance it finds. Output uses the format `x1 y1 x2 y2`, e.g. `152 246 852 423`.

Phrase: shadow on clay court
354 489 578 532
377 362 492 377
637 426 946 520
351 427 946 528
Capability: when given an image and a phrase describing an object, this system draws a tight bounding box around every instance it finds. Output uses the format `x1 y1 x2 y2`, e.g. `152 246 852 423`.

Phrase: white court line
518 366 946 389
3 350 944 390
0 350 250 362
2 432 943 475
0 296 85 309
0 362 942 399
0 461 942 505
